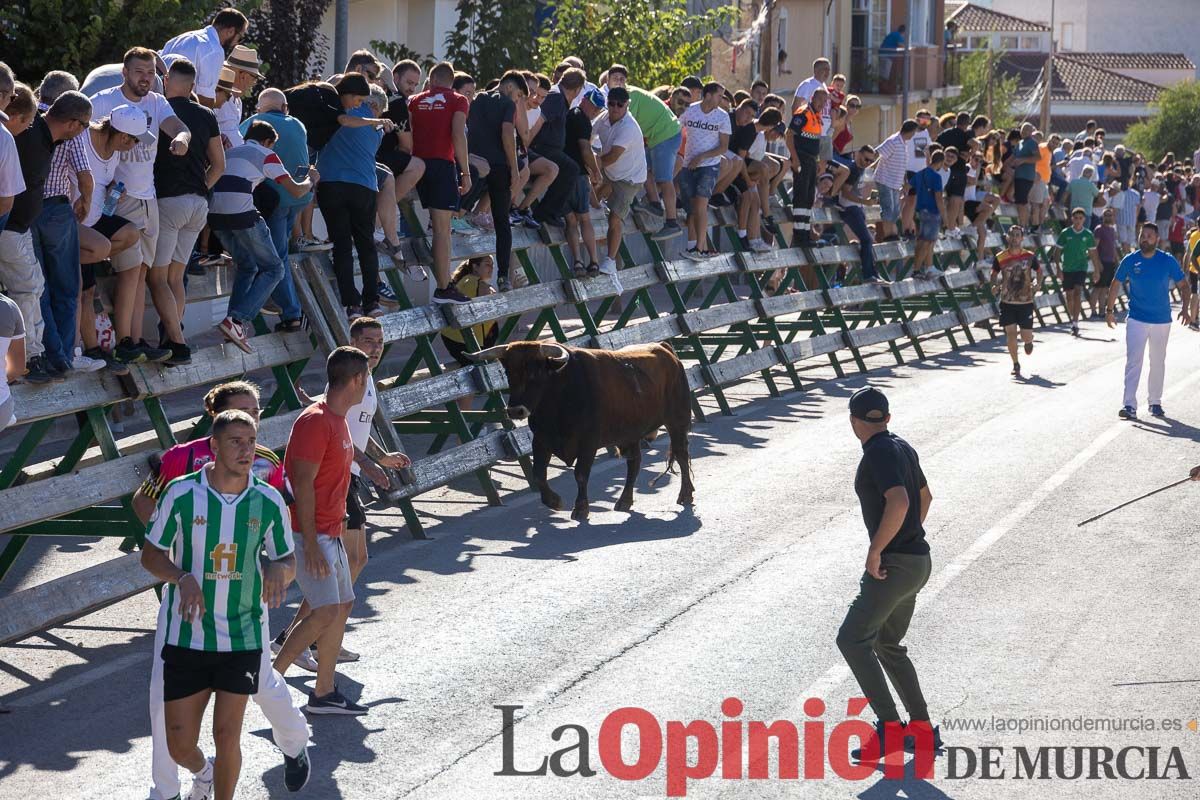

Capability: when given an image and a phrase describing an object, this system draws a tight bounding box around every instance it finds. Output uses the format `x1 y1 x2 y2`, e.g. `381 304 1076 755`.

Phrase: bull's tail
649 444 678 487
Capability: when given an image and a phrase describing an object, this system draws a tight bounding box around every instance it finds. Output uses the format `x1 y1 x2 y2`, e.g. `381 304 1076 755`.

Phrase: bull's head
467 341 570 420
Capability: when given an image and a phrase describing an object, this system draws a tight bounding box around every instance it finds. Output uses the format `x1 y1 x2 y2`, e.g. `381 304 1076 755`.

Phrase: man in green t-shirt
1057 206 1102 336
141 409 297 800
627 85 684 239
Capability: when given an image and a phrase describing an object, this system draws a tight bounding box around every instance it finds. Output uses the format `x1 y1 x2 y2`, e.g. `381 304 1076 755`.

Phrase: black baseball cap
337 73 371 97
849 387 889 422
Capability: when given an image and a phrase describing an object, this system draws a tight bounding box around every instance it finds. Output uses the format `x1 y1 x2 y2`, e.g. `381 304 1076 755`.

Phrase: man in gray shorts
274 347 371 715
0 292 24 431
593 87 645 284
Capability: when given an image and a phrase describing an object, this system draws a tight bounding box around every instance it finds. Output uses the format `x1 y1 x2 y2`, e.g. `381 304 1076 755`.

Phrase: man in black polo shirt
0 88 92 384
837 387 940 760
153 58 224 365
465 70 525 290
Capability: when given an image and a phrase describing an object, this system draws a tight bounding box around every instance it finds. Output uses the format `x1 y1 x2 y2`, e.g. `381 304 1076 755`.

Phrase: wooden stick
1077 477 1191 527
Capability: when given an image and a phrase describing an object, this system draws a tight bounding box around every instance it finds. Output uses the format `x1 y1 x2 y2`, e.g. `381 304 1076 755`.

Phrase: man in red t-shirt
409 60 472 304
273 346 371 715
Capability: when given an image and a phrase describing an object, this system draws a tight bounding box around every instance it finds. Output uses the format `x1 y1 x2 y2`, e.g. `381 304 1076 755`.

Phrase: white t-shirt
1066 155 1090 182
592 111 647 184
88 87 177 200
964 165 978 202
0 292 24 432
747 130 767 162
216 97 244 148
160 25 225 100
793 76 831 132
906 126 932 173
0 116 27 199
679 102 731 168
1141 191 1161 221
344 379 377 477
526 107 542 131
75 128 122 227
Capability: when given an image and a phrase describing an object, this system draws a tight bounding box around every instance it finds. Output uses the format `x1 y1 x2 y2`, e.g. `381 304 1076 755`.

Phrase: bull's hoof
614 496 633 513
542 491 562 511
676 491 694 507
571 504 590 522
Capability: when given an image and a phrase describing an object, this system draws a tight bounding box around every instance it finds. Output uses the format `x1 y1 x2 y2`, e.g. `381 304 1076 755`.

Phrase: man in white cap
160 8 249 107
89 46 192 364
217 45 264 148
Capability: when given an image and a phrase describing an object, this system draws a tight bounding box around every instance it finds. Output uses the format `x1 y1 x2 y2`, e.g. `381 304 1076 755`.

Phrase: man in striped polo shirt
141 409 303 799
210 119 315 353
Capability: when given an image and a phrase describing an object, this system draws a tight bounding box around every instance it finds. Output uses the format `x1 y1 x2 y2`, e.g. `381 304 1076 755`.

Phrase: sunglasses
606 100 627 108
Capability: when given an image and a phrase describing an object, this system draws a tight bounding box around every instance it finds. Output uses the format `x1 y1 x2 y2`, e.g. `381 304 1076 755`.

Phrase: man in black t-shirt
464 71 525 289
153 58 224 363
836 387 940 759
935 111 971 153
561 88 603 272
529 67 585 226
378 60 425 201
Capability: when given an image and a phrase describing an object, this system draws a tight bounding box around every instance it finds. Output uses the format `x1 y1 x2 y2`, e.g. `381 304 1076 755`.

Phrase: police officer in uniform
837 387 941 757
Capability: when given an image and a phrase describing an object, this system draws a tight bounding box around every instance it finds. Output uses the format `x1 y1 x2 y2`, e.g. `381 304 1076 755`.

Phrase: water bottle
101 181 124 217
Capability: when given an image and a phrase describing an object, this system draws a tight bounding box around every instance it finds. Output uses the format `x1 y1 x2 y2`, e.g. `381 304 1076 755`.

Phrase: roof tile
947 3 1049 33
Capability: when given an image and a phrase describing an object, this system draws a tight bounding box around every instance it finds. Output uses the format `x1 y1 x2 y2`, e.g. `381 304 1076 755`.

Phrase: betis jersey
146 465 294 652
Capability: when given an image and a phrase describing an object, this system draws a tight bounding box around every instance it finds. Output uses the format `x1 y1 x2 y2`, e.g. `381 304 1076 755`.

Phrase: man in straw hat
217 44 264 148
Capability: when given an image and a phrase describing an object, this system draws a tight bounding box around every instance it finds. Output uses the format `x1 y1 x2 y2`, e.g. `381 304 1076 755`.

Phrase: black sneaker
1011 362 1021 377
432 286 472 305
165 341 192 366
113 337 147 364
137 339 173 363
496 275 511 292
304 686 368 716
739 235 752 251
1119 405 1137 420
283 746 311 791
1149 404 1165 417
904 721 944 755
24 355 62 384
851 720 906 762
653 218 683 240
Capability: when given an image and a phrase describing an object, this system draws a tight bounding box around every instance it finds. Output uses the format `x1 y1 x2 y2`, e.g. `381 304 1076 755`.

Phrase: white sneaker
186 757 215 800
296 647 319 672
749 238 772 253
597 257 618 276
926 267 944 277
72 350 106 372
298 237 332 252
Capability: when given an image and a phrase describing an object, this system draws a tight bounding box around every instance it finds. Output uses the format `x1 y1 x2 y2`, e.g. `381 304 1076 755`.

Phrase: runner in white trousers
148 592 310 800
1106 221 1192 421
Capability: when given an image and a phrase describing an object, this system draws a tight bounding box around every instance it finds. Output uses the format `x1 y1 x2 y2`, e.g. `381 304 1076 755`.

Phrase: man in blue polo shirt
1106 222 1191 420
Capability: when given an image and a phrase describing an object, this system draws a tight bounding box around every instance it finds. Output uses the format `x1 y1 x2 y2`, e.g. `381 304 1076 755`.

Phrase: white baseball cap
109 104 155 145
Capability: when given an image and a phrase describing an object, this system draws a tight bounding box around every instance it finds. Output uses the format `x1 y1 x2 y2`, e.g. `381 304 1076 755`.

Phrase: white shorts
1030 179 1048 204
1117 223 1135 246
293 534 355 609
112 194 160 271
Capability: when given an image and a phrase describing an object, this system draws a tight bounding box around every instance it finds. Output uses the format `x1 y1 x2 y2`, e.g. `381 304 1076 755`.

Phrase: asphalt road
2 315 1200 800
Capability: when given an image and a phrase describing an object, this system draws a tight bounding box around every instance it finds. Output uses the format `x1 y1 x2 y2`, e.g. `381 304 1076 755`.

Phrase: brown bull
469 340 694 521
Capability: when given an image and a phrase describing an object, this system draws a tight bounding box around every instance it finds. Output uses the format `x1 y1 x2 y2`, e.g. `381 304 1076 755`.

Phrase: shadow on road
1131 416 1200 442
857 757 955 799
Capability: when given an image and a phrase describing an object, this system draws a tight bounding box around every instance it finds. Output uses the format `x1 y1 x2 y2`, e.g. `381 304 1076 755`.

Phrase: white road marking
799 364 1200 707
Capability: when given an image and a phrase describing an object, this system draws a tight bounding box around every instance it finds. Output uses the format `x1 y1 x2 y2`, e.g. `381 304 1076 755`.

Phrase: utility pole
1039 0 1056 133
902 0 913 119
760 0 774 88
985 47 993 122
334 0 349 75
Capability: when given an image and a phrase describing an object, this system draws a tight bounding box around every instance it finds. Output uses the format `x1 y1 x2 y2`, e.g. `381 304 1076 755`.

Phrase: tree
0 0 220 82
938 48 1020 131
246 0 333 89
535 0 738 89
369 41 435 73
1125 80 1200 162
444 0 540 85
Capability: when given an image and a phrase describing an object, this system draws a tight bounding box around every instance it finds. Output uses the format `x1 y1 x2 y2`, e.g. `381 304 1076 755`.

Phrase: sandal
571 260 587 278
275 318 304 333
585 262 600 276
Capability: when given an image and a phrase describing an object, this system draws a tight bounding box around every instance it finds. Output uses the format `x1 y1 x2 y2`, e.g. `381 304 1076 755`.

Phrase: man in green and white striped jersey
141 409 302 799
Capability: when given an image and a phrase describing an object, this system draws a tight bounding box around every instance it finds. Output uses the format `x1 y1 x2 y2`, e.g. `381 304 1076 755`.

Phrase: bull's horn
540 342 570 370
466 344 509 361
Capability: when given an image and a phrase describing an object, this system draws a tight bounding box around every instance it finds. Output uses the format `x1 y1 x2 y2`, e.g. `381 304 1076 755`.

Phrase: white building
318 0 460 69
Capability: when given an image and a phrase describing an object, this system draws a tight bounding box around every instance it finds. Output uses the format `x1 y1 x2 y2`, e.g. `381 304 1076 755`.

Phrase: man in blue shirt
1011 122 1040 229
908 149 945 279
1106 222 1192 419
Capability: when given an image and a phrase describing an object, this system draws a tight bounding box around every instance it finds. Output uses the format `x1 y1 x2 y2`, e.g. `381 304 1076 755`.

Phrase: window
999 36 1019 50
1060 22 1074 50
909 0 936 45
1020 36 1041 50
967 35 989 50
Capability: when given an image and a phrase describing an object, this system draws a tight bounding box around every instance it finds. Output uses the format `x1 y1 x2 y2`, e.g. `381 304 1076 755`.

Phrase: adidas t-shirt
145 465 294 652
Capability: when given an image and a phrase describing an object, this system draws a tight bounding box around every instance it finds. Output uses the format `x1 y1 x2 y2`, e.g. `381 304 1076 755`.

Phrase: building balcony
850 43 962 98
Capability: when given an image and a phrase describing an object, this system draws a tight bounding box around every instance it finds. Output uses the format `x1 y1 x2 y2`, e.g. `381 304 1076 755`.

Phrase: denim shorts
917 210 941 241
877 184 901 222
678 165 719 203
646 132 682 183
568 174 591 215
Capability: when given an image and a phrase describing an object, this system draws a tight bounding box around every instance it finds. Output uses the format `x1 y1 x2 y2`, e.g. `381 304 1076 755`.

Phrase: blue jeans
31 200 80 368
840 205 877 280
266 205 303 321
223 219 284 325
